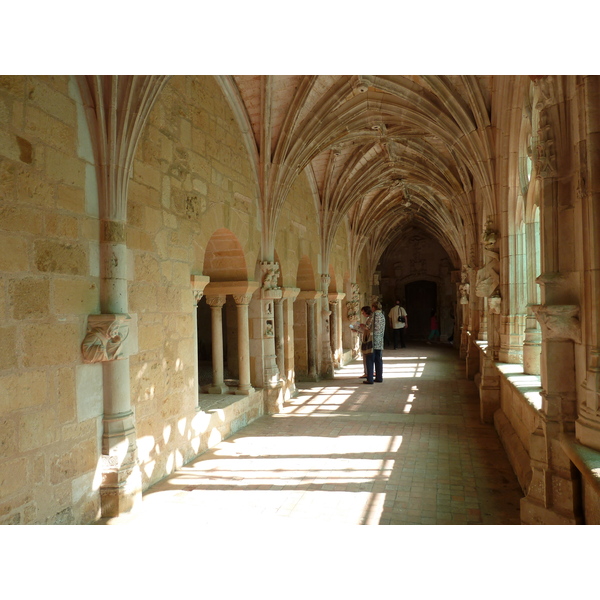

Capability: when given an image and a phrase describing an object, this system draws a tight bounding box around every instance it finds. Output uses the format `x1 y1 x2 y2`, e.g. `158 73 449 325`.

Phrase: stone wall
128 76 262 490
0 75 102 524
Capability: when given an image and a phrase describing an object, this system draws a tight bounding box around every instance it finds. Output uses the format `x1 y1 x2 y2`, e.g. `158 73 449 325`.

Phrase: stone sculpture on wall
261 261 280 290
488 294 502 314
475 221 500 298
81 314 130 363
459 266 470 304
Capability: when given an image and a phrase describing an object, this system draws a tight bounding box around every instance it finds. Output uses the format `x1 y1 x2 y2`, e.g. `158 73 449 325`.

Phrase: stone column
320 275 334 378
336 293 345 363
206 295 228 394
233 293 255 395
77 75 168 518
274 297 285 384
523 309 542 375
458 267 470 359
465 300 481 380
576 75 600 451
282 287 300 398
345 283 360 358
521 304 582 524
329 294 341 369
328 292 345 369
523 220 542 375
307 297 318 380
98 220 141 517
191 275 210 403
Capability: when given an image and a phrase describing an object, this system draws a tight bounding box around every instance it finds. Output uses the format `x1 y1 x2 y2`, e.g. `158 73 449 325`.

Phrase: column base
235 386 255 395
100 476 143 518
208 383 229 394
100 437 143 518
265 385 284 414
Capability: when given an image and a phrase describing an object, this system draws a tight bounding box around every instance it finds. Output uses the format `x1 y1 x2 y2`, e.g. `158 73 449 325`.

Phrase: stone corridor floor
100 343 524 526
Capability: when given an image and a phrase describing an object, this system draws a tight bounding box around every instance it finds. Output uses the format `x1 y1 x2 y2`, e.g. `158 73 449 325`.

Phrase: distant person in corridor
427 309 440 344
388 300 408 349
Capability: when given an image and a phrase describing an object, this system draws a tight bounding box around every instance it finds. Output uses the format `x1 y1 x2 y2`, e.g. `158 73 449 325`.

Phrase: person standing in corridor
427 309 440 344
388 299 408 349
364 301 385 383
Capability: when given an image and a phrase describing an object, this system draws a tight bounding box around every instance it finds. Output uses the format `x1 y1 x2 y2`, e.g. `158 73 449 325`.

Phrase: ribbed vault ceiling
222 75 496 268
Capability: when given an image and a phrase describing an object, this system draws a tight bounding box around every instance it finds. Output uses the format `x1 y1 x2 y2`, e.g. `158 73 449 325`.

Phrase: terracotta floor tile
100 344 523 526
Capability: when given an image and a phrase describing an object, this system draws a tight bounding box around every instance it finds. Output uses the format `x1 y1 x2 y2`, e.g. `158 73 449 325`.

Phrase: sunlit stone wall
0 75 102 524
128 76 262 490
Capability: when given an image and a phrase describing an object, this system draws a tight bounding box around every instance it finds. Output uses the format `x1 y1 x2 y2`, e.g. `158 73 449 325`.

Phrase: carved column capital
205 295 226 308
532 304 581 343
233 293 253 306
191 274 210 305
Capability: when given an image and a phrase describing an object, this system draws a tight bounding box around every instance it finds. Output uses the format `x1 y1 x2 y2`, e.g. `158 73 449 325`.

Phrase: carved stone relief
475 221 500 298
82 314 130 363
459 265 470 305
261 261 280 291
488 294 502 315
233 293 253 306
532 304 581 343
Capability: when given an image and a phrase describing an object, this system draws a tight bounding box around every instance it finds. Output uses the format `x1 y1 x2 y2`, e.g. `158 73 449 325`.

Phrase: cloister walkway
101 343 523 525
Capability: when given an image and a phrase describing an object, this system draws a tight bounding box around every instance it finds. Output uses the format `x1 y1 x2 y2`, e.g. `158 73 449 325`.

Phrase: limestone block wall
276 173 325 379
128 76 262 490
496 368 542 492
0 75 102 524
275 173 321 289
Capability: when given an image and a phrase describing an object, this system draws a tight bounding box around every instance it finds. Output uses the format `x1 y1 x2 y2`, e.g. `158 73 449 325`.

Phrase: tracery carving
81 314 130 363
261 261 280 290
534 76 557 178
532 304 581 343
